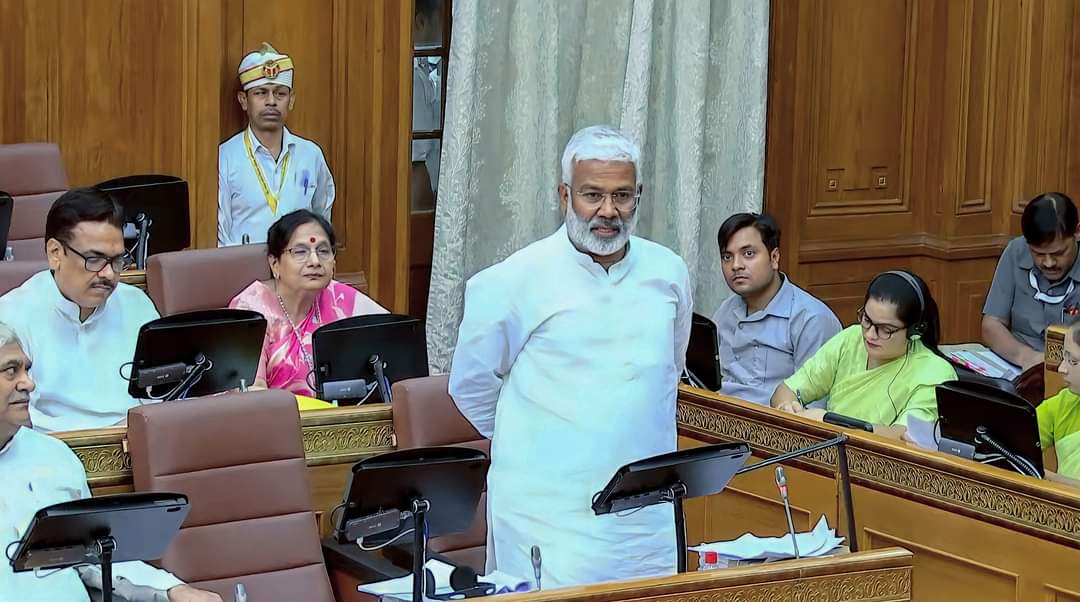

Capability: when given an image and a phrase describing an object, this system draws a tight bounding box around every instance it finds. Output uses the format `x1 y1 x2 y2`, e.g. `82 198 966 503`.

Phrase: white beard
564 201 638 257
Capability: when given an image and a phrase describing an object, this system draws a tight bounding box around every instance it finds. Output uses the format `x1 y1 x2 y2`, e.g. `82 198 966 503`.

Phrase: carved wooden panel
865 530 1019 602
767 0 1080 341
808 0 912 217
1048 586 1080 602
950 272 993 342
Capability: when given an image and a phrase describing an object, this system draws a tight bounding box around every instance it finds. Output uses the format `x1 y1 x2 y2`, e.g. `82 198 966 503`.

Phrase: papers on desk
905 414 939 451
940 344 1021 380
689 515 844 561
359 558 531 599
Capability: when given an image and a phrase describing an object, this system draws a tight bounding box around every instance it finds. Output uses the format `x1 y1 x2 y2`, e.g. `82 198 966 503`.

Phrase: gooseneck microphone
530 545 542 591
775 466 800 559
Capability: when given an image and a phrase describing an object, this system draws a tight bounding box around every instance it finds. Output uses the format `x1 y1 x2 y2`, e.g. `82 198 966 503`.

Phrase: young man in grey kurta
712 213 841 405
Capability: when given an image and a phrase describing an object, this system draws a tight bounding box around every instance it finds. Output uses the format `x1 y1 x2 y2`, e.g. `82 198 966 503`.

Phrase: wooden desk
1048 324 1067 397
57 405 393 535
491 548 912 602
678 386 1080 601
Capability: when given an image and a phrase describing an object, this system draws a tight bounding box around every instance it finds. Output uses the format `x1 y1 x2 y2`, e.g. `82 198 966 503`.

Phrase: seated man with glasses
770 270 956 439
229 210 386 400
0 188 159 432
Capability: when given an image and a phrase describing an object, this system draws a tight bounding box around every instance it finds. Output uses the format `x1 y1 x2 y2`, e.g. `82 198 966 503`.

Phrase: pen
795 389 804 408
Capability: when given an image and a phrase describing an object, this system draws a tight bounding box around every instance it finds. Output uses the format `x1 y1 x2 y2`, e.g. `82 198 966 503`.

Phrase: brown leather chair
0 143 68 261
145 245 271 315
391 375 489 572
127 390 334 602
0 260 47 296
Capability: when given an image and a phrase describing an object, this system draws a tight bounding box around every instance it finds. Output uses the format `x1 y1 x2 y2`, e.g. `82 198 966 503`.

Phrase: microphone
530 545 542 591
775 466 800 559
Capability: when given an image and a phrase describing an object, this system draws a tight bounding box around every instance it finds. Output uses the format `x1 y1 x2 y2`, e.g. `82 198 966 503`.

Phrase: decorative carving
303 421 395 460
75 418 396 485
677 399 1080 542
651 568 910 602
1047 330 1065 369
73 444 132 485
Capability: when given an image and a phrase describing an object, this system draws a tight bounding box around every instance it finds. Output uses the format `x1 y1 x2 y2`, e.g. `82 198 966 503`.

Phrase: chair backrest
0 261 46 297
146 245 271 315
127 390 334 602
391 375 489 571
0 143 67 261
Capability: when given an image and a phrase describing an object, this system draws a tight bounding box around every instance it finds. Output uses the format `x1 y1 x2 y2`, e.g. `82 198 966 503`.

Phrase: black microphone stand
733 434 859 552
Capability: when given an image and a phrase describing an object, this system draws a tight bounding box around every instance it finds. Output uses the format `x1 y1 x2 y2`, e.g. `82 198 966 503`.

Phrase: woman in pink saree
229 210 387 397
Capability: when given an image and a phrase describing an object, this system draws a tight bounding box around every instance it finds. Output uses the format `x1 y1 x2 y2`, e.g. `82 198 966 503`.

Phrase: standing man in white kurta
218 43 335 246
450 125 693 589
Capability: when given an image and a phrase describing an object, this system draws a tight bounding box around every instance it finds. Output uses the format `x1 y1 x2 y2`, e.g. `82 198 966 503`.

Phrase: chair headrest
146 245 272 315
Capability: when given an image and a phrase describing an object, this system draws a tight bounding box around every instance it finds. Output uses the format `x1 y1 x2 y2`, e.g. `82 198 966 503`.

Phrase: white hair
560 125 641 185
0 322 21 350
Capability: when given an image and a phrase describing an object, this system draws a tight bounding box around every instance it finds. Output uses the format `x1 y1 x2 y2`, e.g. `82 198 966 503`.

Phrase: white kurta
449 225 693 589
218 126 335 246
0 427 182 601
0 271 161 432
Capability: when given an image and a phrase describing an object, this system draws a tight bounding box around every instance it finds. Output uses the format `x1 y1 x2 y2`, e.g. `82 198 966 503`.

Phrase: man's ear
770 247 781 270
558 183 569 215
237 90 248 111
45 238 63 271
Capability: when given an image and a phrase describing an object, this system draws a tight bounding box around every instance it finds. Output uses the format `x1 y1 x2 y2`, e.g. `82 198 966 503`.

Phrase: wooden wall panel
1 0 412 311
768 0 1080 344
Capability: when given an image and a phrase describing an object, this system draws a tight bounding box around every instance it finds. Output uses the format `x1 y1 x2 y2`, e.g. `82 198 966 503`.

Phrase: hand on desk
795 408 827 421
774 400 802 414
168 584 223 602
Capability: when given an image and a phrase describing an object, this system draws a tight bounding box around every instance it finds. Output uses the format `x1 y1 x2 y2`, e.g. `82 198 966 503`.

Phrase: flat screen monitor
936 380 1043 477
313 314 429 404
128 308 266 399
11 492 189 572
334 446 489 545
684 312 721 391
97 175 190 257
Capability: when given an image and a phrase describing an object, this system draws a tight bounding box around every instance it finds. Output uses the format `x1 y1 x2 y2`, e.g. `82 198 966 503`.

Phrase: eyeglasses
1063 350 1080 369
856 307 905 340
572 188 640 212
286 245 335 262
60 240 133 273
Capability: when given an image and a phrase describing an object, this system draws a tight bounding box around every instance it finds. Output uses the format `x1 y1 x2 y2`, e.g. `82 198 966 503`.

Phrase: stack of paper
940 344 1021 380
689 515 844 561
359 558 531 599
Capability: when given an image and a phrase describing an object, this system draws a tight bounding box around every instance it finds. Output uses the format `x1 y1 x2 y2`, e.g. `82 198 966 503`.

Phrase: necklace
276 293 321 371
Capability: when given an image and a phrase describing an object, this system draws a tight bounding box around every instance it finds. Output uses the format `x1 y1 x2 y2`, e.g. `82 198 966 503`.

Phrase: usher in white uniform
450 224 693 589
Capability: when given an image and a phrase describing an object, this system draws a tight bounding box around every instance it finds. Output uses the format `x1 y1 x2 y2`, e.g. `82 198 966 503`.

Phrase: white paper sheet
689 515 844 561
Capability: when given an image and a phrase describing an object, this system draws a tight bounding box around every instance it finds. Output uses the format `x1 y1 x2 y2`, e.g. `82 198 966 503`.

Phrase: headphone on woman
871 270 927 341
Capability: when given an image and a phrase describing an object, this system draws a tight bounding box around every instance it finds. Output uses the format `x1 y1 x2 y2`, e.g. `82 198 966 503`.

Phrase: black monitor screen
128 309 266 399
97 174 190 256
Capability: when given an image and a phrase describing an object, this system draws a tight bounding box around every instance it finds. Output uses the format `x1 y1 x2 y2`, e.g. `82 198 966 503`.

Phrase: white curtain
427 0 769 371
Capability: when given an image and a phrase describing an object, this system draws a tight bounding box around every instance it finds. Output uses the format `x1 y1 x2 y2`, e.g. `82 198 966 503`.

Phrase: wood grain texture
1 0 411 308
766 0 1080 343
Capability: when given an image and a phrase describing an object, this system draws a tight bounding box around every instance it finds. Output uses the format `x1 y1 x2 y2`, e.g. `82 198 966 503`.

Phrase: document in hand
689 515 844 561
360 558 531 598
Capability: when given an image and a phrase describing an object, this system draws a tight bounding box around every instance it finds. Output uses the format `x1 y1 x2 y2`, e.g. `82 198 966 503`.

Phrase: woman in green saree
770 270 956 440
